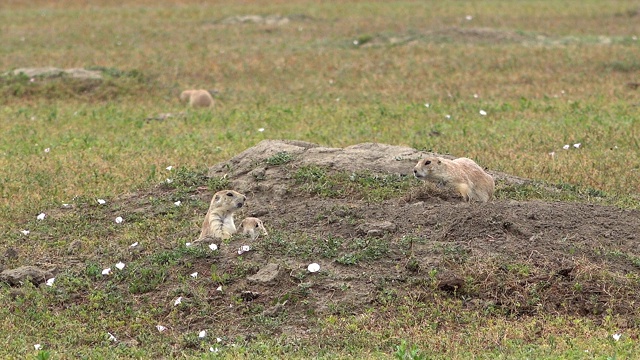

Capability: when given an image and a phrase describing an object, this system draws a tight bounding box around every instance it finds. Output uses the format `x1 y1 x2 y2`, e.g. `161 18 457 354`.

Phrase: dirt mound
431 27 531 44
6 67 103 80
13 140 637 347
214 14 313 26
202 140 640 322
208 139 528 191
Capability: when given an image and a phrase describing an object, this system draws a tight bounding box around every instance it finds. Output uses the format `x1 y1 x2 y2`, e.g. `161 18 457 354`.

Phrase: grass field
1 0 640 358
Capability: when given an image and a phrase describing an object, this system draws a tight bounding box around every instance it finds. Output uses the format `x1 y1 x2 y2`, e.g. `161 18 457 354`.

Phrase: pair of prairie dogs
413 156 495 203
198 155 494 242
197 190 268 242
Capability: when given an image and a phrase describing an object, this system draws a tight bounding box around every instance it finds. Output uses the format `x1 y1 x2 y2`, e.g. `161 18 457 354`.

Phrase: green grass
1 0 640 358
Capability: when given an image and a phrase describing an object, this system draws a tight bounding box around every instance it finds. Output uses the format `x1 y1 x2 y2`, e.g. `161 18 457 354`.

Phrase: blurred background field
1 0 639 215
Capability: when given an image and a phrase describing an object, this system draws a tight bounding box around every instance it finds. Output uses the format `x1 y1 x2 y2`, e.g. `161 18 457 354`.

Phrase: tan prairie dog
180 89 214 108
198 190 246 241
413 156 495 202
239 217 269 240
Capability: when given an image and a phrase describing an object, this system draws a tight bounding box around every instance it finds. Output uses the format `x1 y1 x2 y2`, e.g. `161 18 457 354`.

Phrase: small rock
366 229 384 238
240 291 260 302
0 266 54 286
247 263 280 284
357 221 397 236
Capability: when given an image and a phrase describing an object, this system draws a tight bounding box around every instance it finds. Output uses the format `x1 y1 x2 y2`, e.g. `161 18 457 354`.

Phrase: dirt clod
0 266 53 286
247 263 280 284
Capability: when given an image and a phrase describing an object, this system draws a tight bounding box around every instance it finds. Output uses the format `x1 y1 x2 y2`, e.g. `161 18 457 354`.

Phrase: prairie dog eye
425 160 431 165
255 223 260 228
226 192 234 197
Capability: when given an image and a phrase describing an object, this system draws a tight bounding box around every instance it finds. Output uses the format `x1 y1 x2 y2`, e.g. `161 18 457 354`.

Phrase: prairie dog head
239 217 268 240
413 156 445 179
179 90 193 103
209 190 246 213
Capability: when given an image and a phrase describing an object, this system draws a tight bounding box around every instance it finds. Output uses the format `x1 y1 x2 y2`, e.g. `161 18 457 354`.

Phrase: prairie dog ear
213 194 221 203
437 159 442 164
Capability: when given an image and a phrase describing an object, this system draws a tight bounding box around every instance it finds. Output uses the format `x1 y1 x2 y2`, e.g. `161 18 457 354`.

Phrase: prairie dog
180 89 214 108
198 190 246 241
239 217 268 240
413 156 494 202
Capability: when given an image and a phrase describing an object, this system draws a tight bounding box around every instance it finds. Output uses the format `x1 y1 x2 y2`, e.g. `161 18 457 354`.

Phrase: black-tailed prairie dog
180 89 214 108
239 217 268 240
198 190 246 241
413 156 495 202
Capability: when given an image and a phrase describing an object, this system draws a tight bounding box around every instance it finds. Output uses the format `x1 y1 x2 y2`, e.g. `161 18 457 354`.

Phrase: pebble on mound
180 89 214 108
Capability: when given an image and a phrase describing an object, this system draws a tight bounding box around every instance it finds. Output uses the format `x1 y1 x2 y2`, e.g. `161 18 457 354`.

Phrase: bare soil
180 141 640 338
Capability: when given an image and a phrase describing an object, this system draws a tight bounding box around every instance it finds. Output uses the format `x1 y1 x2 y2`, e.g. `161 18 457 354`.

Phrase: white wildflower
174 296 182 306
115 262 125 270
174 201 181 206
115 216 123 224
190 272 198 278
563 144 570 150
199 330 206 338
209 243 218 251
36 213 46 220
20 230 30 236
45 278 55 287
166 165 173 171
130 242 139 247
156 325 167 333
612 333 621 341
479 110 487 116
34 344 42 350
308 263 320 273
573 143 581 149
102 268 111 275
97 199 106 205
107 332 117 342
